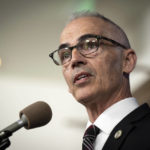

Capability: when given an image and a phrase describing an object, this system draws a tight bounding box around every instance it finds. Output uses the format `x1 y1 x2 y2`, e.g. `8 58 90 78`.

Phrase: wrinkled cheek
105 53 121 73
62 70 73 92
103 65 122 90
65 79 74 94
68 84 75 95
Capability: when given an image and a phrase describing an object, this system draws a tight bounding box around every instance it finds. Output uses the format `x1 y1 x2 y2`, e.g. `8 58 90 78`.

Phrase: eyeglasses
49 34 127 65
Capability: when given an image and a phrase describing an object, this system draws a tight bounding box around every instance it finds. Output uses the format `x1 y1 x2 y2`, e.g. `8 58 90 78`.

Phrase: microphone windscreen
19 101 52 129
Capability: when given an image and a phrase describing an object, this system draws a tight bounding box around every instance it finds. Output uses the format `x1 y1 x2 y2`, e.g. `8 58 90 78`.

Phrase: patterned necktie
82 125 100 150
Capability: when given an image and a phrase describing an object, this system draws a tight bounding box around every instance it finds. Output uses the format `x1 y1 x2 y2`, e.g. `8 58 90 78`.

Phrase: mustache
71 67 94 82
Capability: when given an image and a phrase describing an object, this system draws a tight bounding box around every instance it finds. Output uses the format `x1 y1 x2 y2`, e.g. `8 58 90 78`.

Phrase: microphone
0 101 52 146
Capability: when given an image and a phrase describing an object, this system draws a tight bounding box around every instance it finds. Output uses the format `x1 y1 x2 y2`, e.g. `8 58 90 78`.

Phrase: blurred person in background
49 11 150 150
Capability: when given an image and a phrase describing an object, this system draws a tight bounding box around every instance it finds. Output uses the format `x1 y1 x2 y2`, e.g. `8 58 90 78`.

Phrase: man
49 12 150 150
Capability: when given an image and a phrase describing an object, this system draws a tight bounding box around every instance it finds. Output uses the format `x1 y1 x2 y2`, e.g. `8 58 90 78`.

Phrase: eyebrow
77 34 98 41
58 43 70 49
58 34 97 49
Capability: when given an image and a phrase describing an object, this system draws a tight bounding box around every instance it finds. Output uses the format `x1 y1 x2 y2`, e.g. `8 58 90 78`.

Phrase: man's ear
123 49 137 74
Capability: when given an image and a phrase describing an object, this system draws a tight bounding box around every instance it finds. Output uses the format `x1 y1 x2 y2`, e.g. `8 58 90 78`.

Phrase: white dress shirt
86 97 139 150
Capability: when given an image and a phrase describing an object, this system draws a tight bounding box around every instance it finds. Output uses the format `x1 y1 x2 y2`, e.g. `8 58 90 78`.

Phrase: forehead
60 17 110 44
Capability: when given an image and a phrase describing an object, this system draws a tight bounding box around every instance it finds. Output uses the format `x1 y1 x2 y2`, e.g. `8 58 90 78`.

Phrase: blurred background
0 0 150 149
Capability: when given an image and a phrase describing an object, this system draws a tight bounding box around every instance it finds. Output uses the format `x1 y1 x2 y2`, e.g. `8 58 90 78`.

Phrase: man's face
60 17 124 105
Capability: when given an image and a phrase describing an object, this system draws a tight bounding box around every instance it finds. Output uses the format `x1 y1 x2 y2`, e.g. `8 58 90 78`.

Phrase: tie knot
82 125 100 150
83 125 100 144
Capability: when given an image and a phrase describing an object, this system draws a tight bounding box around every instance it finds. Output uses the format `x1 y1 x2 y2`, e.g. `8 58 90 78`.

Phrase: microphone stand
0 131 12 150
0 114 27 150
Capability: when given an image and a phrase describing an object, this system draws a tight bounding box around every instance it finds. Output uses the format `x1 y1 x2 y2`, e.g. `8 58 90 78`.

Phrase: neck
85 81 132 123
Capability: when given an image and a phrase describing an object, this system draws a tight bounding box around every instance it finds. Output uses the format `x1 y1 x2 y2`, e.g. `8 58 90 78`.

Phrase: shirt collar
86 97 139 134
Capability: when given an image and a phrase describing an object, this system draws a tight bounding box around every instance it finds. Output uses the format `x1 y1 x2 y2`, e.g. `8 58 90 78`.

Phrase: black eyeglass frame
49 34 127 65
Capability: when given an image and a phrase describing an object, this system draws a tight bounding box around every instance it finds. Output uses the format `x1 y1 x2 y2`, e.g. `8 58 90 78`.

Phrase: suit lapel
102 103 150 150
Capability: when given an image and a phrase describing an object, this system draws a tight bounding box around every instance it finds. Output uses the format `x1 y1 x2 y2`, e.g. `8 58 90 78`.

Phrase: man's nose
70 49 87 68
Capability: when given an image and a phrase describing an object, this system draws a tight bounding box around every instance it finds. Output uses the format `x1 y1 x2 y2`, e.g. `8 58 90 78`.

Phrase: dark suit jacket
102 103 150 150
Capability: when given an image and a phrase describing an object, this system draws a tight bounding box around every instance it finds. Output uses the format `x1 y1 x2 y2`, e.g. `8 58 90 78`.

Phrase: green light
76 0 96 11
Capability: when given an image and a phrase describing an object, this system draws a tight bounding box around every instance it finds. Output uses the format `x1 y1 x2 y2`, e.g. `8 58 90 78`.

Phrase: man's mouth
73 72 92 84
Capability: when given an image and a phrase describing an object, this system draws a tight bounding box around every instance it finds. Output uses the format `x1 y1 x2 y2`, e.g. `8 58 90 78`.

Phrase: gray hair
68 11 131 49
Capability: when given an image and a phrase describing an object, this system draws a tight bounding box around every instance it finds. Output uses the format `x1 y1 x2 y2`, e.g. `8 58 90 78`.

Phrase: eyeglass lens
56 37 99 65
